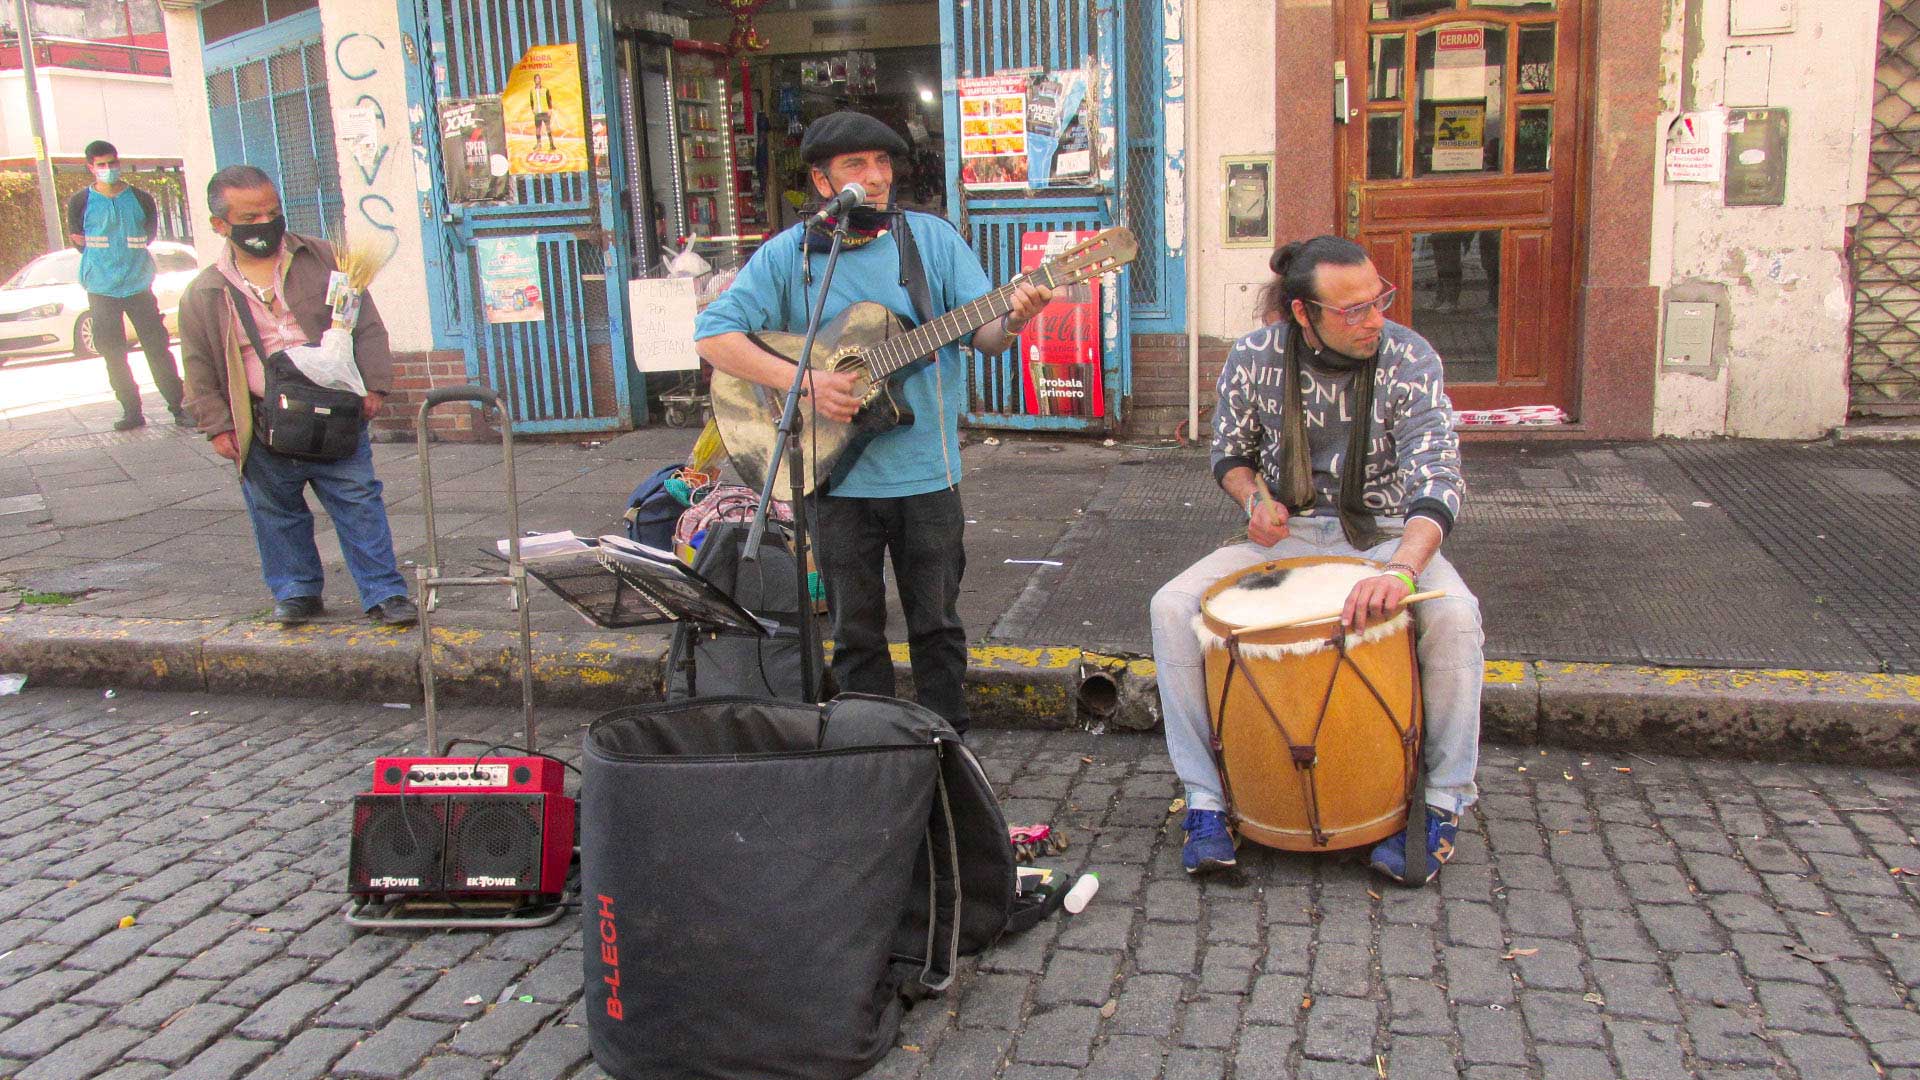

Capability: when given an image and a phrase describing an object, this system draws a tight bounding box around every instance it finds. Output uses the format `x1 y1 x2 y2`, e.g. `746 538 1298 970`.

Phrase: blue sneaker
1368 807 1459 885
1182 809 1237 875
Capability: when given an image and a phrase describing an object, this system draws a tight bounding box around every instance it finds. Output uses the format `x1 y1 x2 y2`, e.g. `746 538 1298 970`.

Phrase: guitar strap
889 213 939 329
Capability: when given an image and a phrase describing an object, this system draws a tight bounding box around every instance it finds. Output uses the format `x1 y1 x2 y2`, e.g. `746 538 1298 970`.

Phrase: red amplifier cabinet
370 756 566 795
348 791 575 898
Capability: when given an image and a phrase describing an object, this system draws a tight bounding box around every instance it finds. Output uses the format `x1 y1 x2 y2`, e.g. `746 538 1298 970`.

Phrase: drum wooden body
1196 556 1423 852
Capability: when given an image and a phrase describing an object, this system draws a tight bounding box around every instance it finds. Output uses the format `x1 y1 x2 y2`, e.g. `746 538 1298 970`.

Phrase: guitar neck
863 262 1064 379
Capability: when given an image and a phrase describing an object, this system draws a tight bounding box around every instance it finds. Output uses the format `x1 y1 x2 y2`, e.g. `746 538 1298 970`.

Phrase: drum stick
1227 590 1447 637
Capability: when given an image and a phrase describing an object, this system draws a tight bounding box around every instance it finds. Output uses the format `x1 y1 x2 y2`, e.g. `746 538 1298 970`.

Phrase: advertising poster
439 96 513 204
1018 230 1104 418
1026 69 1091 186
476 236 544 324
503 44 587 174
1432 105 1486 172
958 74 1031 189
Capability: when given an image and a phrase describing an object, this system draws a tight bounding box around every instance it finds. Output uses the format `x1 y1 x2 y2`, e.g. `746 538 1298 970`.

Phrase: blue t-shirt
694 213 992 498
76 188 156 298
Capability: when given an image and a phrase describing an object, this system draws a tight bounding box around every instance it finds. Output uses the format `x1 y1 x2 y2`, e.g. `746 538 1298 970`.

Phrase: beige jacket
178 232 393 471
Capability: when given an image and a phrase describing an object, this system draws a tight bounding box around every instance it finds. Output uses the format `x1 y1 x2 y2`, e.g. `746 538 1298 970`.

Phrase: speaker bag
582 695 950 1080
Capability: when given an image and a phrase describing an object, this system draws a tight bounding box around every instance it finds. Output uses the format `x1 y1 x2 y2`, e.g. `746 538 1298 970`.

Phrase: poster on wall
1017 230 1104 418
958 74 1031 189
476 236 544 324
1026 69 1091 186
503 44 588 174
439 96 513 204
1431 105 1486 172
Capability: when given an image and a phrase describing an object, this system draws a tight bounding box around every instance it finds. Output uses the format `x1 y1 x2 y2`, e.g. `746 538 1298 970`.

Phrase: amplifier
369 755 567 795
347 791 575 898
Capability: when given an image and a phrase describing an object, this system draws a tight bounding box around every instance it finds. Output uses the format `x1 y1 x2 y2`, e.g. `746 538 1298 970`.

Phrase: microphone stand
740 215 849 704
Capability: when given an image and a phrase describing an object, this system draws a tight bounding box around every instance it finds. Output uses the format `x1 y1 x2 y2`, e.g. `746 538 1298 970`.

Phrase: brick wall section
372 350 482 440
1124 333 1233 441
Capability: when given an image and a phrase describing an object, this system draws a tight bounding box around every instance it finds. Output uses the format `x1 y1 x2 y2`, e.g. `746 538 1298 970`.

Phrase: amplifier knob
384 765 402 785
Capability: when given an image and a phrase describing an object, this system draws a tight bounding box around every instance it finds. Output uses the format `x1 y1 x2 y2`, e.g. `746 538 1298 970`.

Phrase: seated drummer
1149 235 1484 884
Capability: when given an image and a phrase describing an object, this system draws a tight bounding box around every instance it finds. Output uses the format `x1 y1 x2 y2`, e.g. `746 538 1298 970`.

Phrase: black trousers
88 290 183 418
812 487 968 732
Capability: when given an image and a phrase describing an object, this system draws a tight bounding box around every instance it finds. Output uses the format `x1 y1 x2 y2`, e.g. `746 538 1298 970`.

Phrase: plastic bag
282 328 367 397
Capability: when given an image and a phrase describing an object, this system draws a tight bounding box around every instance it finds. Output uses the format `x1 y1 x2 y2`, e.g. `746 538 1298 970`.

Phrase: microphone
808 183 867 227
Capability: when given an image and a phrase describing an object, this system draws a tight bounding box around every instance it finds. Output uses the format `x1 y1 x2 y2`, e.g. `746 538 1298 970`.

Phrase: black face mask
227 216 286 258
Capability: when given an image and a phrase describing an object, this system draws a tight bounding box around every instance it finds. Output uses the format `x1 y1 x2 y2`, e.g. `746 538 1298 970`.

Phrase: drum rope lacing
1210 626 1422 848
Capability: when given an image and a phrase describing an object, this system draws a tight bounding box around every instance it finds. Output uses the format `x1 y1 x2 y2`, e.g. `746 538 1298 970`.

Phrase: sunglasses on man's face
1306 279 1397 326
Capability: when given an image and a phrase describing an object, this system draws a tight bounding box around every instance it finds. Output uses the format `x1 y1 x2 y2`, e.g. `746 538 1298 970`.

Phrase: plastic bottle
1063 872 1099 914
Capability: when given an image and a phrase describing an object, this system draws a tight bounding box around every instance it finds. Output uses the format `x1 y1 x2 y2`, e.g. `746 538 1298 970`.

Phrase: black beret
800 111 909 165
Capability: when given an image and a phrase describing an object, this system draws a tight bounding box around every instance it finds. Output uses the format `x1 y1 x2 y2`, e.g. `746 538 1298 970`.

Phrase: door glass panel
1515 107 1552 172
1415 24 1505 177
1412 229 1500 384
1368 114 1405 179
1517 25 1555 93
1370 35 1407 101
1372 0 1454 19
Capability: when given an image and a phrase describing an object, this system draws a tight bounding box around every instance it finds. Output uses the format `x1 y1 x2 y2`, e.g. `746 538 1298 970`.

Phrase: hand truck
344 386 572 931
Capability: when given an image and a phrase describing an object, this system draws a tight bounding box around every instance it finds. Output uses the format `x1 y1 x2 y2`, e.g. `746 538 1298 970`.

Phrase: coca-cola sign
1018 230 1104 418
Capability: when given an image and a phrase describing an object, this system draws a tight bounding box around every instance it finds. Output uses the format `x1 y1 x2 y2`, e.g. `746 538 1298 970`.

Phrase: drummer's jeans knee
1151 542 1280 814
1410 569 1484 816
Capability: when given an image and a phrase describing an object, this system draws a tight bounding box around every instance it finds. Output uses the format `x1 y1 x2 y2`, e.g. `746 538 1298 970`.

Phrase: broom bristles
336 234 393 292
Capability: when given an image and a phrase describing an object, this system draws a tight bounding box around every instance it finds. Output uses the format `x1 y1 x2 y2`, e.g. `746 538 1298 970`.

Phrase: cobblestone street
2 688 1919 1079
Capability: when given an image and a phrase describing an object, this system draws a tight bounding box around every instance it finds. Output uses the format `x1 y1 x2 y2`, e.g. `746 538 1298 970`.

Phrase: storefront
161 0 1178 438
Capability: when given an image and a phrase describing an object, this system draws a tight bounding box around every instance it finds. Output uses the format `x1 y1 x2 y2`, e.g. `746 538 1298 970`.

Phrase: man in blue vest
65 140 187 431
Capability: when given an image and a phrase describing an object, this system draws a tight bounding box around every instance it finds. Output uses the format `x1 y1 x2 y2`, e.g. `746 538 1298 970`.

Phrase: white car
0 241 201 362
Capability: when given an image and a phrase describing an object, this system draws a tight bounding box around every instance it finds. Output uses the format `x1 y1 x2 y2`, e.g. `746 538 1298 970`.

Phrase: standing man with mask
176 165 417 628
695 111 1054 733
66 140 187 431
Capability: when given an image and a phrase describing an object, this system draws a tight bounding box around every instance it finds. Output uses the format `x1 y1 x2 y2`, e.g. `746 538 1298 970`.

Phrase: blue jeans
1150 515 1484 816
240 430 409 611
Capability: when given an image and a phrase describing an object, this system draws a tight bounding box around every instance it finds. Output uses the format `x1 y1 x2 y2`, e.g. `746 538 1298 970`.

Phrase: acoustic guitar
709 226 1138 500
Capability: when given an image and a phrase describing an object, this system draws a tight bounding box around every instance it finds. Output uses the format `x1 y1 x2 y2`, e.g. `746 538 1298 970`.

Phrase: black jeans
812 487 968 732
88 290 183 418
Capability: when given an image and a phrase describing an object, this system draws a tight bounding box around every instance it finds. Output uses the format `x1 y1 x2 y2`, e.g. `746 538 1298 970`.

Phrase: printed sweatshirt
1210 320 1465 535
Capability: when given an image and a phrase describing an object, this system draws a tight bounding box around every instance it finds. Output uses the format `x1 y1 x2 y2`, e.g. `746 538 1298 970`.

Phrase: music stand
594 536 771 636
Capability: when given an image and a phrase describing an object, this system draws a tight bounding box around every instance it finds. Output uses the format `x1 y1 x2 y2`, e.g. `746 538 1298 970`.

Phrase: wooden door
1338 0 1583 412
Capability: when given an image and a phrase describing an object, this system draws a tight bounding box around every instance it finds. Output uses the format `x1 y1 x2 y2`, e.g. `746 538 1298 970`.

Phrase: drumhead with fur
1194 560 1409 657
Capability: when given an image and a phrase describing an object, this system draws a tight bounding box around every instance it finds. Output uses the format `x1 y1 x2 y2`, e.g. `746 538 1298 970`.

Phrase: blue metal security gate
939 0 1182 432
407 0 634 434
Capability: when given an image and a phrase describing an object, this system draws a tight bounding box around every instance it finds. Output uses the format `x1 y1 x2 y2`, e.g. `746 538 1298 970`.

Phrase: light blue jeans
1150 515 1483 816
240 429 410 611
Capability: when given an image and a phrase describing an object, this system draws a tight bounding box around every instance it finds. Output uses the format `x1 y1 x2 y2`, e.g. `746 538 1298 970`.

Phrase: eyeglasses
1305 279 1397 326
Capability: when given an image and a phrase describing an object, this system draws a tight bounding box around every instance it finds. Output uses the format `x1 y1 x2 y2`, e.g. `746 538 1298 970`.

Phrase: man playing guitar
695 111 1054 733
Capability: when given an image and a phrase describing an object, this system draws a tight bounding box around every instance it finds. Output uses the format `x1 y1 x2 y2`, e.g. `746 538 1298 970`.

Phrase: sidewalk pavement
2 381 1917 763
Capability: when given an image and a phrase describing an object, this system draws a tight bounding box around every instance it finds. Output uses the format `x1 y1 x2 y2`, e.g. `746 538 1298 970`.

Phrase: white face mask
93 166 121 185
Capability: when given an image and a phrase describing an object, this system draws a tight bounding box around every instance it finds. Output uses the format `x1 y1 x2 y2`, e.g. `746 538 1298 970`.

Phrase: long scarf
1274 323 1383 551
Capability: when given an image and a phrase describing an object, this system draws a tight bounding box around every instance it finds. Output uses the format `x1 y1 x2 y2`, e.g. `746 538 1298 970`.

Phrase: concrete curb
2 612 1916 765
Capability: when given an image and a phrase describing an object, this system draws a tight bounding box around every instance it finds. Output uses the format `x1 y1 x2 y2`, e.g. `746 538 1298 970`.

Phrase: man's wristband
1385 570 1416 592
1244 491 1260 520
